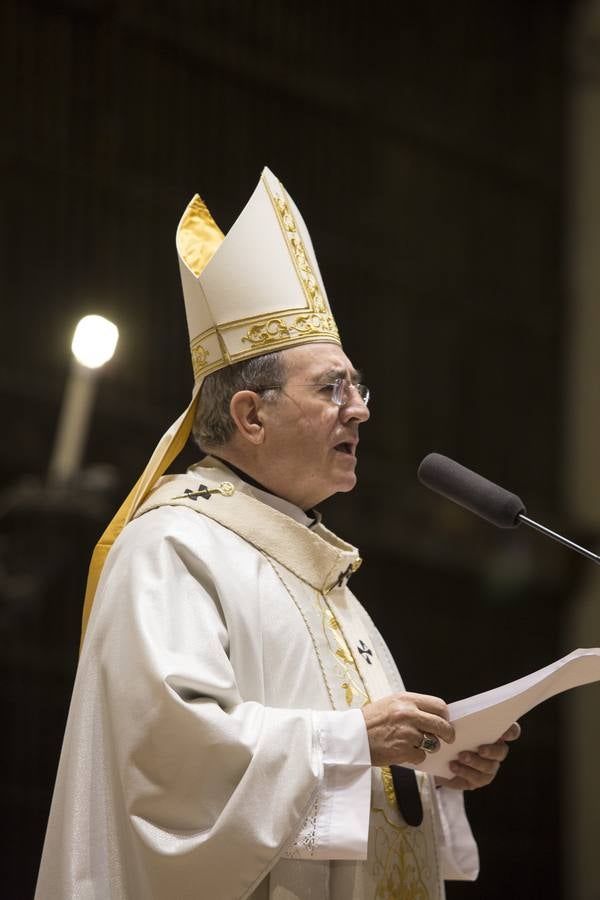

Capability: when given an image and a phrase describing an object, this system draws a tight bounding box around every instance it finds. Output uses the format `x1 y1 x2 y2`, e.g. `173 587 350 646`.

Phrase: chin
309 476 356 507
332 472 358 496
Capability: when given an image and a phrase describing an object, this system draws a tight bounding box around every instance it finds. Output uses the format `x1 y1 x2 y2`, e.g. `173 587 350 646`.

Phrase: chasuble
36 458 478 900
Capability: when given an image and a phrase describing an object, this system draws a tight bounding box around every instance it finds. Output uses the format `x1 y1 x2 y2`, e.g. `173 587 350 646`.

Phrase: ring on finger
417 732 440 754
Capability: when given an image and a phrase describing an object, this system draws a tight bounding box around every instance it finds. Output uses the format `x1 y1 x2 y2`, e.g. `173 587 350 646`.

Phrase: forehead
280 343 358 380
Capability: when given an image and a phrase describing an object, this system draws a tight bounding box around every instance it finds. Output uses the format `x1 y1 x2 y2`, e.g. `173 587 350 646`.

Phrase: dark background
1 1 591 897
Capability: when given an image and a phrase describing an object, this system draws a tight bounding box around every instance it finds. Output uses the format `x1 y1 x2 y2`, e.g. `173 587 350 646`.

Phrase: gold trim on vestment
316 590 369 709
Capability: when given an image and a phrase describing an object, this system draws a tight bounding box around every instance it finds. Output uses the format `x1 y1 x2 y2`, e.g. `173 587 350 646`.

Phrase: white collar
190 457 317 528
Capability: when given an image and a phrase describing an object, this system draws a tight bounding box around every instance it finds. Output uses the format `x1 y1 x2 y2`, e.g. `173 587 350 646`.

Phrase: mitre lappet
81 166 342 638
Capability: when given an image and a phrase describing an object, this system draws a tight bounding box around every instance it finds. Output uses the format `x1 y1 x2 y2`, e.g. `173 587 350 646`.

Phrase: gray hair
192 350 286 452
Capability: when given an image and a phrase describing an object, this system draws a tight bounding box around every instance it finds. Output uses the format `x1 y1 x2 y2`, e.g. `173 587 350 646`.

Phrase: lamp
48 316 119 486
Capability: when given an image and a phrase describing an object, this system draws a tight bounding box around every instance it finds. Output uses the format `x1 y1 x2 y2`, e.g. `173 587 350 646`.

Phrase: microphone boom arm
518 514 600 565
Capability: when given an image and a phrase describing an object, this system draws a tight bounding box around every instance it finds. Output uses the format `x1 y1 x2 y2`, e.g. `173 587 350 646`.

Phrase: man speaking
36 167 518 899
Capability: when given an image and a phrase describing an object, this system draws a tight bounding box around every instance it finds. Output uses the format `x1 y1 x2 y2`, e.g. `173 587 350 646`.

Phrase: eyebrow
316 366 363 384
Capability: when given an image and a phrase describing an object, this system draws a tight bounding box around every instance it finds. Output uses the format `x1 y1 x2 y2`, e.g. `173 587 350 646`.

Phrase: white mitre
81 166 341 640
179 165 339 382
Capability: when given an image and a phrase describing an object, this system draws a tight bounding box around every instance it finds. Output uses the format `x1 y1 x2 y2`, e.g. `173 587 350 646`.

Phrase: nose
340 387 370 424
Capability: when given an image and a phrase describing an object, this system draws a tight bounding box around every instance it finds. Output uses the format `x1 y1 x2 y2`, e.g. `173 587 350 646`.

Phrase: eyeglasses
314 378 370 407
256 377 370 407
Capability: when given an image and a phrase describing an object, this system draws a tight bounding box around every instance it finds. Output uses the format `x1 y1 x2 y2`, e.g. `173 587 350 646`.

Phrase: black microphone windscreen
417 453 526 528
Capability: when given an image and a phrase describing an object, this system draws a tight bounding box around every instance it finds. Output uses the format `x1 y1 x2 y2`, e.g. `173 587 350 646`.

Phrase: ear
229 391 265 445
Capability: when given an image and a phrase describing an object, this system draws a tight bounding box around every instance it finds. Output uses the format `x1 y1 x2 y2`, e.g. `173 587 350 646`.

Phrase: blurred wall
564 3 600 898
0 2 580 899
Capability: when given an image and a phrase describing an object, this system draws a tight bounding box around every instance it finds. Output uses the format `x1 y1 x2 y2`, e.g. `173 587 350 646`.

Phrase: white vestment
36 458 478 900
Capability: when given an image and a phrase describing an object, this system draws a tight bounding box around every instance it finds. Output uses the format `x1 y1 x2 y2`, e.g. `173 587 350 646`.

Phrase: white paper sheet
408 647 600 778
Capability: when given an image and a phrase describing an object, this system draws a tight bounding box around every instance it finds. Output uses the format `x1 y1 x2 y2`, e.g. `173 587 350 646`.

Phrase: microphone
418 453 600 565
418 453 525 528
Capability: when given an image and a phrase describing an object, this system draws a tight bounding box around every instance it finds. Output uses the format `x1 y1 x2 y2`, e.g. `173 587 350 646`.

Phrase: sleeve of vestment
434 787 480 880
73 508 329 900
282 708 371 860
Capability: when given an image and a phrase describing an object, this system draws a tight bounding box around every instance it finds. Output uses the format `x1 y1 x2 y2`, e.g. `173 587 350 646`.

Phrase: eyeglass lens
333 379 370 406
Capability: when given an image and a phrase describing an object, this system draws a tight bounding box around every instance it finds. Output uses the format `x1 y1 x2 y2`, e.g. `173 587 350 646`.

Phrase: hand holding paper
408 648 600 779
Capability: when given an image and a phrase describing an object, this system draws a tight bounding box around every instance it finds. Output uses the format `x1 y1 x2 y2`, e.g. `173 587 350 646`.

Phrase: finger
405 693 450 719
456 751 500 777
387 699 455 746
502 722 521 742
413 711 456 745
435 772 496 791
477 721 521 758
449 759 498 789
477 741 510 762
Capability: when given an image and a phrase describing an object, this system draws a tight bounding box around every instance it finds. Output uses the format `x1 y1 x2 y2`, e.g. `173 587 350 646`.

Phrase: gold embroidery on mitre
191 342 210 371
273 191 326 314
189 328 228 382
241 182 340 350
242 310 339 348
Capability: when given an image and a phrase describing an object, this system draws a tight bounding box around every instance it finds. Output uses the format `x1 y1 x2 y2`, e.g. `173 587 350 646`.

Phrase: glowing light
71 315 119 369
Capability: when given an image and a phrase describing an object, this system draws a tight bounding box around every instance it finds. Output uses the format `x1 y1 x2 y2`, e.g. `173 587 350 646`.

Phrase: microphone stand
518 515 600 565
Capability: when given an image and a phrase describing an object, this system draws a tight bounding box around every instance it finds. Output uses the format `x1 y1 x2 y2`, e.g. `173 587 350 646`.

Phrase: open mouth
334 442 355 456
